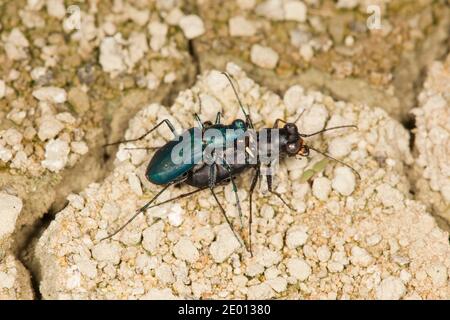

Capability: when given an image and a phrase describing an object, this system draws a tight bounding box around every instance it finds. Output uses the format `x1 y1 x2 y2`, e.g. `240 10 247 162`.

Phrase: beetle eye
286 141 300 154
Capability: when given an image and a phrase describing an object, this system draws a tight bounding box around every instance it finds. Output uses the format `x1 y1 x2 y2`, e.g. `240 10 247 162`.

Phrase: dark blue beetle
102 72 359 254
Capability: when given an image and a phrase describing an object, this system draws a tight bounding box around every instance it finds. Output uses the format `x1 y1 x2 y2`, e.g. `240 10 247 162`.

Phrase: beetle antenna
293 109 306 124
221 72 255 129
308 146 361 179
104 119 177 147
197 93 203 114
300 125 357 137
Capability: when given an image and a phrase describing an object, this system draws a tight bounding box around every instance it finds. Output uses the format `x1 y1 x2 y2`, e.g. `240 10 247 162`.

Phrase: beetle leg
218 158 244 229
273 118 286 129
214 112 222 125
248 164 260 257
208 164 244 248
124 147 158 151
194 113 204 129
147 186 209 209
266 169 295 211
104 119 177 147
100 182 175 241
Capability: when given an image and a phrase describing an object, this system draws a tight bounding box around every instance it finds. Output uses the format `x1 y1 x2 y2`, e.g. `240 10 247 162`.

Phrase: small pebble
426 264 448 287
46 0 66 19
400 270 412 283
299 105 328 135
99 37 126 74
4 128 23 146
179 15 205 39
56 112 76 124
336 0 359 9
255 0 284 20
246 261 264 277
250 44 279 69
8 70 20 81
366 234 382 246
38 116 64 141
345 35 355 46
286 258 311 281
173 238 199 263
376 183 404 209
168 204 184 227
331 167 355 196
41 138 70 172
102 22 116 36
0 193 22 239
70 141 88 155
127 173 143 196
229 16 256 37
199 94 221 121
247 283 275 299
32 87 67 104
7 110 26 124
74 256 97 279
283 85 304 114
209 225 240 263
0 269 16 289
23 127 37 141
0 146 13 162
237 0 256 10
328 137 352 158
142 221 164 253
300 44 314 62
312 177 331 201
30 67 47 81
375 276 406 300
91 242 121 265
5 28 29 61
0 80 5 99
283 1 307 22
165 8 183 26
316 245 331 262
266 277 287 293
67 194 85 210
350 246 373 267
11 151 27 168
285 225 308 249
141 288 177 300
68 88 90 115
127 6 149 26
163 72 176 84
148 21 168 51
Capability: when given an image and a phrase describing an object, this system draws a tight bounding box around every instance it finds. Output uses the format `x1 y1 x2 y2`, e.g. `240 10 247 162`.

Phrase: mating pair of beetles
103 72 359 254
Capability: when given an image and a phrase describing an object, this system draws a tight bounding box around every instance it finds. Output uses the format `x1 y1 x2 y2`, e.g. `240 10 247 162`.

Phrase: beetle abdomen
146 128 203 185
146 139 196 185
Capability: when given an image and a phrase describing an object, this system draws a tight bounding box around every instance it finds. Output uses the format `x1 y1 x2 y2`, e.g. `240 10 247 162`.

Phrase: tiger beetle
102 72 359 255
102 72 254 245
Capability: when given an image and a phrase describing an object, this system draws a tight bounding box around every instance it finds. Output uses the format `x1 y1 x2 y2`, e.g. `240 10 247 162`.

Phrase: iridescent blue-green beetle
102 72 359 254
